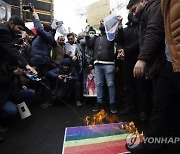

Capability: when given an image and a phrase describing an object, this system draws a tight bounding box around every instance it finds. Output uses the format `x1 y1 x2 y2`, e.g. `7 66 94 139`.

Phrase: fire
140 131 144 137
84 109 120 126
85 109 144 137
121 122 140 135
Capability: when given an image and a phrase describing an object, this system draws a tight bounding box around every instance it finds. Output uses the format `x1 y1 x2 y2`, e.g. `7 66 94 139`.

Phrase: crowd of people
0 0 179 153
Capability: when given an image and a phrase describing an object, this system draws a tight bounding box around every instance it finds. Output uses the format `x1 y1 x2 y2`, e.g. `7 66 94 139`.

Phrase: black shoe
92 102 104 112
110 103 117 114
76 100 82 107
39 102 53 109
125 142 148 154
120 107 131 115
0 126 9 133
139 112 148 122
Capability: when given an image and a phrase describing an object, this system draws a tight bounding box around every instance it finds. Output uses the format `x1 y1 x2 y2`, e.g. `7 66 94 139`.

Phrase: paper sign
104 13 119 41
51 19 67 36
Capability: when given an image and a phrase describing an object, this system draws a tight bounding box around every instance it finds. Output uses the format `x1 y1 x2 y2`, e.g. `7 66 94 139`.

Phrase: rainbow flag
62 123 129 154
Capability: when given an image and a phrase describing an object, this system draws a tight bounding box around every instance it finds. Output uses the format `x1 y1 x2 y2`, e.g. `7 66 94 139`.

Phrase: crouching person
47 58 82 107
0 67 35 117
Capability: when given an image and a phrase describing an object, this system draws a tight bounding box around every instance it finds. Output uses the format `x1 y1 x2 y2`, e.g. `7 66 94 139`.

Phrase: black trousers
123 61 151 112
146 61 180 151
55 81 81 103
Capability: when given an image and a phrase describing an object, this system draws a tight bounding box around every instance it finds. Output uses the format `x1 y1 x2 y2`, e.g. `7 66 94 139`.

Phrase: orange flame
84 110 144 137
84 109 120 126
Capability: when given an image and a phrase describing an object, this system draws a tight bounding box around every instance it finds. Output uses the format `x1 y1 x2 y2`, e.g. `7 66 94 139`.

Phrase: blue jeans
1 89 35 117
1 101 17 116
94 64 115 104
19 89 35 106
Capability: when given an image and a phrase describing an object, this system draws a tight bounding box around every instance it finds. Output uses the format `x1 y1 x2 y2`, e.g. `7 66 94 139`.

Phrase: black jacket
117 23 139 63
0 23 28 67
0 65 23 107
86 31 119 63
138 0 166 77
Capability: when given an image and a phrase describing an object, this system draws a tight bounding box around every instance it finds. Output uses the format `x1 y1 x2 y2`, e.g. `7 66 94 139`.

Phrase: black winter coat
138 0 166 77
0 65 23 107
0 23 28 67
86 32 119 63
117 23 140 63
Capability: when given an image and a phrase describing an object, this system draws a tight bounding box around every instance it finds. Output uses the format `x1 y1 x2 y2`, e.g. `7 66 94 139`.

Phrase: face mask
79 38 86 45
89 34 94 38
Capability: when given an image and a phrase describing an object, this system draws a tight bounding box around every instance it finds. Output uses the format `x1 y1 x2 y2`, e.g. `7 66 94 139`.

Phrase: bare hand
133 60 146 78
58 75 63 80
13 68 23 75
117 49 125 59
117 15 123 25
65 51 72 56
67 76 73 80
54 24 60 30
72 56 77 61
32 9 39 20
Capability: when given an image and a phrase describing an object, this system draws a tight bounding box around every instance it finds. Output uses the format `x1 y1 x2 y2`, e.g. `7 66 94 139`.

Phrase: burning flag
62 109 144 154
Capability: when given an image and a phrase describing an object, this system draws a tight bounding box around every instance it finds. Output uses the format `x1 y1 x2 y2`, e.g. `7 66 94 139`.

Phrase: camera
22 3 34 12
61 75 68 82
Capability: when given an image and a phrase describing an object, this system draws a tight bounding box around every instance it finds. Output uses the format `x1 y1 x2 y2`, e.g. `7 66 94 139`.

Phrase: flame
120 121 142 136
84 110 144 137
84 109 120 126
140 131 144 137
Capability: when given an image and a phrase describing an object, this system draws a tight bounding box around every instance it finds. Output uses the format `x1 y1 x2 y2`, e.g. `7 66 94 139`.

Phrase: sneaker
110 103 117 114
39 102 53 109
92 102 104 112
76 100 82 107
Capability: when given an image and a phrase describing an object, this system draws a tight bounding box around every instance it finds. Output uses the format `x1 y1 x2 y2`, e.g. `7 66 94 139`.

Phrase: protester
125 0 179 153
86 17 122 114
52 36 65 67
47 58 82 107
0 15 36 73
30 9 57 108
117 13 151 122
64 33 80 73
0 15 36 121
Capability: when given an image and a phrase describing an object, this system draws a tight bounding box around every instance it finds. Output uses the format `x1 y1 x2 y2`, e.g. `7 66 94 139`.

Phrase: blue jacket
31 19 55 64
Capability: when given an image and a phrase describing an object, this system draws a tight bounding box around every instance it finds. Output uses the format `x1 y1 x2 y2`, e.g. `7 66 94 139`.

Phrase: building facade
2 0 53 24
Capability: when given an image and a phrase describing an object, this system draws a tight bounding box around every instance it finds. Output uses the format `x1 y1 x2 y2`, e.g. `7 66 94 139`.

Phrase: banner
86 0 110 26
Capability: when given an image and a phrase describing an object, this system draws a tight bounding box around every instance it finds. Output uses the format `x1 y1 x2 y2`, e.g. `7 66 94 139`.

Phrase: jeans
19 89 35 106
94 64 115 104
1 101 17 116
1 89 35 117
